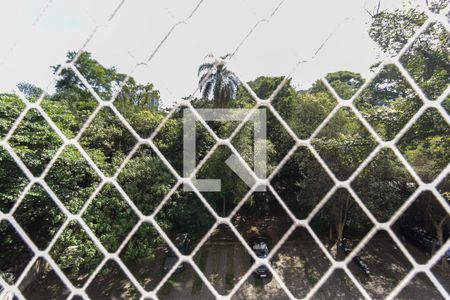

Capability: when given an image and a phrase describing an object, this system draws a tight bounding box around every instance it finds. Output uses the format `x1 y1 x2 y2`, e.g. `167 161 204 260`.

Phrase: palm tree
198 54 240 107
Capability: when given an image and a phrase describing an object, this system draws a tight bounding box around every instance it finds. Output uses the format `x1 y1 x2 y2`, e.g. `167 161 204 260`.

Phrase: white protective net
0 0 449 299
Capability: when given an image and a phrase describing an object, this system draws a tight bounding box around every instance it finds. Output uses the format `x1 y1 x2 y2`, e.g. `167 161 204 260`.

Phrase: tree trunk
336 222 345 258
436 219 449 275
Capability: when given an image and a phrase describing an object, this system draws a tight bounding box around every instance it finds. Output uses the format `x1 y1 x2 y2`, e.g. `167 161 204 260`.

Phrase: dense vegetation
0 5 448 289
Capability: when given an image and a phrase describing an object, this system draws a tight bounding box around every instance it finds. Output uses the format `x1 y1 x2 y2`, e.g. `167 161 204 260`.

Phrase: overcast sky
0 0 411 106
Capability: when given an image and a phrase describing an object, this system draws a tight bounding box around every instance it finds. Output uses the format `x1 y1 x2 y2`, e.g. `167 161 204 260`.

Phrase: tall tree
198 55 240 107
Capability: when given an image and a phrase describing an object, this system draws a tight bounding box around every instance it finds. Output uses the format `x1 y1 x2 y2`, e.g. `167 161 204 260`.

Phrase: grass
225 272 234 292
158 279 174 296
254 277 264 295
303 260 319 285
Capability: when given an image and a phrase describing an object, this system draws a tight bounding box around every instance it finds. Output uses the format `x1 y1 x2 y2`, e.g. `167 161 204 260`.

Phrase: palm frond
198 63 215 76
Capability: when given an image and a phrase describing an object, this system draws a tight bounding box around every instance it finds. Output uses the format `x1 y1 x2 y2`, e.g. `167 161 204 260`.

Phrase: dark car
399 226 440 256
163 233 191 273
250 237 270 278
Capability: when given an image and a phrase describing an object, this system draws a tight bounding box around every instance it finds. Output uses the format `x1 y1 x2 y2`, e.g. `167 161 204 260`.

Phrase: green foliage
0 93 25 138
120 222 165 264
9 109 62 176
311 189 372 241
323 71 364 100
401 22 450 100
0 221 33 284
156 189 215 249
83 184 138 252
369 8 426 56
356 64 422 140
80 107 137 176
273 81 337 139
0 147 29 213
14 184 66 249
399 108 450 182
312 108 378 180
352 149 417 222
45 145 101 214
154 107 215 176
118 146 176 215
54 51 123 101
51 221 103 287
42 97 97 138
197 145 250 216
17 82 44 101
271 147 334 219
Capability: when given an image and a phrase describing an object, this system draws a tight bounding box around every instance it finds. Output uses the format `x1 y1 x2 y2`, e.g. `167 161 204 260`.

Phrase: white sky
0 0 411 106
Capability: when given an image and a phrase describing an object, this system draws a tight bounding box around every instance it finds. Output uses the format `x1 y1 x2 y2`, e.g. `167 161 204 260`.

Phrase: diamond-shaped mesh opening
271 146 334 219
0 94 25 139
45 145 101 214
272 80 337 140
193 224 251 295
57 52 121 102
400 22 450 100
117 145 176 216
197 145 251 217
311 269 364 299
113 79 162 138
154 107 215 176
13 184 66 250
393 191 449 264
0 146 29 213
310 188 373 261
79 107 137 177
272 226 331 298
326 71 364 100
8 108 63 176
157 263 215 300
86 259 141 300
355 64 423 140
19 257 70 300
119 222 171 291
231 190 293 254
50 220 104 288
232 107 296 175
431 251 450 294
0 220 33 285
352 148 418 222
368 8 427 57
155 185 215 254
427 0 450 14
396 272 445 300
350 230 413 299
232 267 290 300
42 64 98 139
312 107 378 180
190 91 256 139
398 108 450 183
83 184 138 252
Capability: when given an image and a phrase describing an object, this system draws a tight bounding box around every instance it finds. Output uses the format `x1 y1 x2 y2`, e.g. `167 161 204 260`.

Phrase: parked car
339 238 370 276
399 226 440 257
250 237 271 278
163 233 191 273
